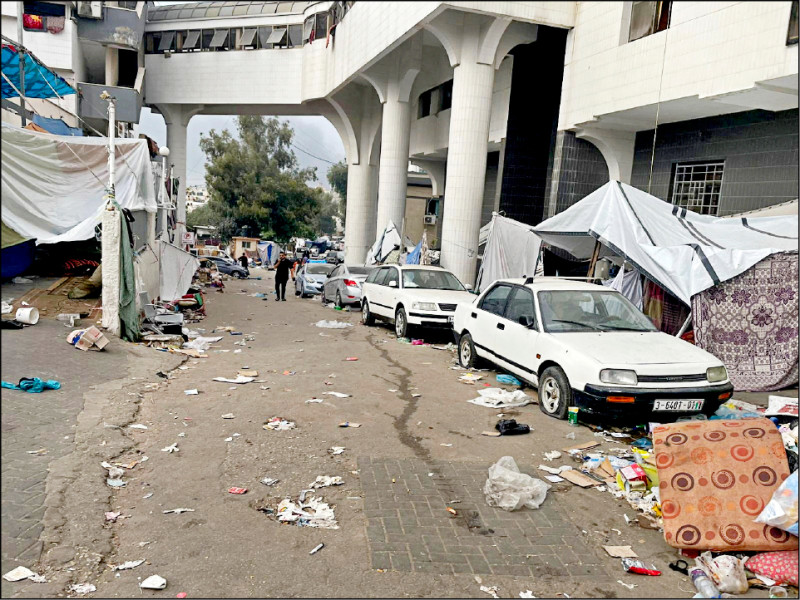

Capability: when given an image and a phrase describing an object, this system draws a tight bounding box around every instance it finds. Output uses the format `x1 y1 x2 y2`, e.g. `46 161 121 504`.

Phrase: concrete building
1 0 147 136
186 184 209 212
139 0 798 285
231 235 260 259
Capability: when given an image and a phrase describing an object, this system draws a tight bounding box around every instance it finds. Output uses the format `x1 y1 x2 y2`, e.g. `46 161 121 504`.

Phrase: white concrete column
439 59 495 285
101 205 121 335
375 94 412 233
344 162 377 264
104 47 119 87
166 121 187 244
575 127 636 184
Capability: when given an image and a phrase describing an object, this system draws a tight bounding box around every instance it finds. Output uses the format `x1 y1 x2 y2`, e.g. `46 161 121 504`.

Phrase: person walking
238 253 249 270
274 251 295 301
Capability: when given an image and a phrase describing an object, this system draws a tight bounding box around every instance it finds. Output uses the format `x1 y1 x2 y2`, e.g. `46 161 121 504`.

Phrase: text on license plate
653 399 704 411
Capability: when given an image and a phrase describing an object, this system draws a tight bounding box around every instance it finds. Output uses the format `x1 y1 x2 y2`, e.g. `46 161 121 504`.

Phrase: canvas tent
1 123 157 244
533 181 798 306
367 221 401 265
476 213 543 292
257 240 281 267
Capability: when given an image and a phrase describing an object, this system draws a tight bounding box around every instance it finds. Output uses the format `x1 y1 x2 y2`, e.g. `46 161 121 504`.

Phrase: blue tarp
32 114 82 136
1 43 75 99
406 239 422 265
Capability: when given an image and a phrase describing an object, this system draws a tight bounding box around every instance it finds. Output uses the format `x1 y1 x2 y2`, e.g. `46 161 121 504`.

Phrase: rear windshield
307 264 334 275
348 267 372 275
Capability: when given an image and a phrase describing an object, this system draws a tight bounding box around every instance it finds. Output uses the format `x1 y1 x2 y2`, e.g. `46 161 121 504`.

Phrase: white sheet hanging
477 214 542 292
1 123 157 244
602 267 643 310
159 241 200 302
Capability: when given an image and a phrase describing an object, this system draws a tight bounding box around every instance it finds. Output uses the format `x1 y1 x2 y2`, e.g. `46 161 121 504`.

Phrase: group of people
236 250 309 301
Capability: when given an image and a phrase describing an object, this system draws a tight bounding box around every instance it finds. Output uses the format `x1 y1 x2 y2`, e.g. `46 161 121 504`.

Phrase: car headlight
706 366 728 383
599 369 638 385
412 302 437 311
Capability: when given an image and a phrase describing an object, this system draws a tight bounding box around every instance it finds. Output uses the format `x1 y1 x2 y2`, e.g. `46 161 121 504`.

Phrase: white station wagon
452 278 733 421
361 265 474 338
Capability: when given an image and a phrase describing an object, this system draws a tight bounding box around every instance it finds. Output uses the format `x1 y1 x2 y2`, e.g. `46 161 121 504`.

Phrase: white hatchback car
452 278 733 421
361 265 474 338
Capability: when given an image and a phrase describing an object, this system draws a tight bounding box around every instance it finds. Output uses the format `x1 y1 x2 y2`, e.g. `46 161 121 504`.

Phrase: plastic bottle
691 568 721 599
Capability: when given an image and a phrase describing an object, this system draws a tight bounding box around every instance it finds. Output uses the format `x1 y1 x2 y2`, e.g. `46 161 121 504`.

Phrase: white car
452 277 733 421
361 265 474 338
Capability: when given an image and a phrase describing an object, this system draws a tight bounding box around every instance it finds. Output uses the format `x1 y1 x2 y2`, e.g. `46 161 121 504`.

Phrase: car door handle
471 312 477 318
496 323 505 330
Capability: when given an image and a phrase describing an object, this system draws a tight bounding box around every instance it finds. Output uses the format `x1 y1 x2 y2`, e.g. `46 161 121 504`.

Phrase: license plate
653 399 704 412
447 316 454 324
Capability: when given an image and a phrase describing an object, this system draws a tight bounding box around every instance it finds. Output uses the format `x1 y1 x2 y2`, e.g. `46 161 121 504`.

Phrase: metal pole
160 154 169 241
16 3 26 126
586 239 601 279
676 312 692 338
106 96 116 197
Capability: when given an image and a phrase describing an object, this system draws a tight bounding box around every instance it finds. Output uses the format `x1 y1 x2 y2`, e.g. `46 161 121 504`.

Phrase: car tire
335 291 343 308
362 300 376 326
538 366 572 420
458 332 480 369
395 306 409 338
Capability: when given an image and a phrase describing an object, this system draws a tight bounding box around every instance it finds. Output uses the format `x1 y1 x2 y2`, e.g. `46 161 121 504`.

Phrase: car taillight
344 279 358 287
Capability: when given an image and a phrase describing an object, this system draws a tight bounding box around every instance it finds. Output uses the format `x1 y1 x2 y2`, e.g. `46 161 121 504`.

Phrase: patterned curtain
693 252 798 392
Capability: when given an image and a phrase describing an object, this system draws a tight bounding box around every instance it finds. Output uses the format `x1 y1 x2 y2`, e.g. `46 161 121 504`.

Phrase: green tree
314 188 342 236
198 116 322 244
327 160 347 225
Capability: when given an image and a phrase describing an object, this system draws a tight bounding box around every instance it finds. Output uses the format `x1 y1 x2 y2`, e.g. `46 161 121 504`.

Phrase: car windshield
307 264 334 275
402 269 465 291
348 267 371 275
537 290 657 333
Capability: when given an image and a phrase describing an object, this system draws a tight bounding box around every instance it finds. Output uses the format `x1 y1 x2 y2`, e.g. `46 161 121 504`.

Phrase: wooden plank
47 277 69 292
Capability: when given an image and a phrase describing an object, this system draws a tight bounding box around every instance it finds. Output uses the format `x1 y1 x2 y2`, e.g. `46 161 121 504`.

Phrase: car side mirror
519 315 536 329
464 283 473 291
389 280 398 288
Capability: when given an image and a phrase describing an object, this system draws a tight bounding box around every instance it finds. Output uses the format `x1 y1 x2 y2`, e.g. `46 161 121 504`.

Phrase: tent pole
587 239 601 279
16 4 26 127
676 312 692 338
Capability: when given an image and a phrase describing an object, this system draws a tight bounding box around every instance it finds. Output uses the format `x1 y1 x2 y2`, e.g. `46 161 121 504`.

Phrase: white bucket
15 307 39 325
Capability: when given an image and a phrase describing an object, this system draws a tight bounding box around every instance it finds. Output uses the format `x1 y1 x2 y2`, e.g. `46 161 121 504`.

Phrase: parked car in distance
326 250 345 265
361 265 474 338
203 255 249 279
452 277 732 421
295 262 335 297
321 264 374 307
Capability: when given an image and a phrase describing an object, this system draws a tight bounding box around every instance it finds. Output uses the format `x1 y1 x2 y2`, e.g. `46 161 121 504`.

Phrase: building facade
136 0 797 284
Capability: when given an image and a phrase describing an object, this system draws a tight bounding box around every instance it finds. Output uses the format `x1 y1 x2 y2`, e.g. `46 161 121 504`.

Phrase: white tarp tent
533 181 798 305
1 123 157 244
257 240 281 267
367 221 401 265
159 241 201 302
476 213 543 292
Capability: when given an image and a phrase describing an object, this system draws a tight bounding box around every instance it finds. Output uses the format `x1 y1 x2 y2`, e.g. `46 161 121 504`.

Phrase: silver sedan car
295 262 335 297
321 264 374 307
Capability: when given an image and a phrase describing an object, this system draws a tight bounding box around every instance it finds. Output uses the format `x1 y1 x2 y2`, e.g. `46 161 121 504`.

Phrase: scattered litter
345 357 358 361
563 441 600 453
272 496 339 529
2 378 61 393
176 593 187 598
446 507 458 516
543 475 564 483
306 398 323 403
481 430 501 437
388 389 398 393
561 470 601 488
68 583 97 594
338 421 361 428
440 443 453 447
328 447 345 455
315 320 352 329
264 417 296 431
184 389 199 395
565 432 576 440
111 559 145 572
480 585 500 599
221 413 235 419
496 374 522 386
469 387 531 408
411 393 422 398
309 543 325 555
162 508 194 514
228 487 248 495
26 448 47 455
261 477 279 486
519 592 535 598
543 451 561 461
183 336 223 352
604 545 638 558
484 456 549 511
233 349 243 354
107 478 126 487
324 391 351 398
538 464 573 475
238 369 258 377
105 511 121 522
161 443 179 453
310 476 344 488
621 558 661 576
283 370 296 376
3 566 37 582
143 493 153 499
212 375 255 384
495 419 531 435
459 373 484 383
140 575 167 590
617 580 637 590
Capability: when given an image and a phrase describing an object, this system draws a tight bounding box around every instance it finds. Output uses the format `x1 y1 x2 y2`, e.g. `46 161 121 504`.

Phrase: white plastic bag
754 470 798 536
696 552 749 594
483 456 550 511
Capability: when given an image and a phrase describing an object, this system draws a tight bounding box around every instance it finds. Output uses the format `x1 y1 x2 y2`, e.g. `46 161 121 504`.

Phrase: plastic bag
754 470 798 536
696 552 749 594
483 456 550 511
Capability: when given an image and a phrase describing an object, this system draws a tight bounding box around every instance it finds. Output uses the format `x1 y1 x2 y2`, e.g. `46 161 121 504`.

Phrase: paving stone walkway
359 456 610 578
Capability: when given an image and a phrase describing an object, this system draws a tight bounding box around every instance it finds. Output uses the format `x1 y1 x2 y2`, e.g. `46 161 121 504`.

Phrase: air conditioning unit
423 215 437 225
77 1 103 19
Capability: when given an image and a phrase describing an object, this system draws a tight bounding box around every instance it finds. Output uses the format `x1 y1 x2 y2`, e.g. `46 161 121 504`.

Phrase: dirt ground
9 269 793 598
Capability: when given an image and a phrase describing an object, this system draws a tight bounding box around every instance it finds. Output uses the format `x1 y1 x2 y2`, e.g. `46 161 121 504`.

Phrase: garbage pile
142 287 208 350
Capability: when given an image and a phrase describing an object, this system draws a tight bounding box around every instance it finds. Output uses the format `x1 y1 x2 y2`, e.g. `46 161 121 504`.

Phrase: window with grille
670 161 725 215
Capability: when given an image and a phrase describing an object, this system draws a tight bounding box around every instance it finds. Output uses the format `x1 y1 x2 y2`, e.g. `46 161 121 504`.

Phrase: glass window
303 16 314 42
206 6 221 17
157 31 175 52
288 24 302 47
202 30 215 49
218 5 234 16
209 29 229 48
385 268 399 287
179 7 194 18
629 1 671 42
439 79 453 112
233 4 249 15
183 30 201 50
479 284 513 316
192 7 207 17
239 28 258 47
365 268 382 284
505 288 537 327
307 264 334 275
276 2 293 12
418 89 432 119
789 1 799 45
372 267 391 286
537 290 657 333
267 27 287 45
349 267 372 276
402 269 465 291
258 26 273 48
261 3 278 13
247 3 262 15
165 9 181 19
315 12 327 39
670 161 724 215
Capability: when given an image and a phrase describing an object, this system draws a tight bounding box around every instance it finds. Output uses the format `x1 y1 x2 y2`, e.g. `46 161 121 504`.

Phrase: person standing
274 251 295 301
238 253 249 270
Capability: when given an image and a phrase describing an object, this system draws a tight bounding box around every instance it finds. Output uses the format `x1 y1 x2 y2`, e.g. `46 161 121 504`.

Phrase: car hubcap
362 304 369 323
542 378 560 412
396 313 404 336
460 341 471 365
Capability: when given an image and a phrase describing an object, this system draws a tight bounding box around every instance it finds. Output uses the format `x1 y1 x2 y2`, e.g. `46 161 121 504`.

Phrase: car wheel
458 332 479 369
395 306 409 338
335 291 343 308
362 300 375 326
538 366 572 420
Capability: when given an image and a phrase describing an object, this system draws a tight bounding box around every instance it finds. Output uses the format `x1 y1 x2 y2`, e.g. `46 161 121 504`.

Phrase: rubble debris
338 422 361 428
324 391 351 398
469 388 531 408
111 559 145 572
161 443 179 453
68 583 97 594
272 495 339 529
480 585 500 599
309 543 324 555
3 566 38 582
261 477 279 486
309 476 344 489
163 508 195 514
484 456 549 511
328 447 345 455
263 417 296 431
315 320 352 329
140 575 167 590
212 375 255 384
